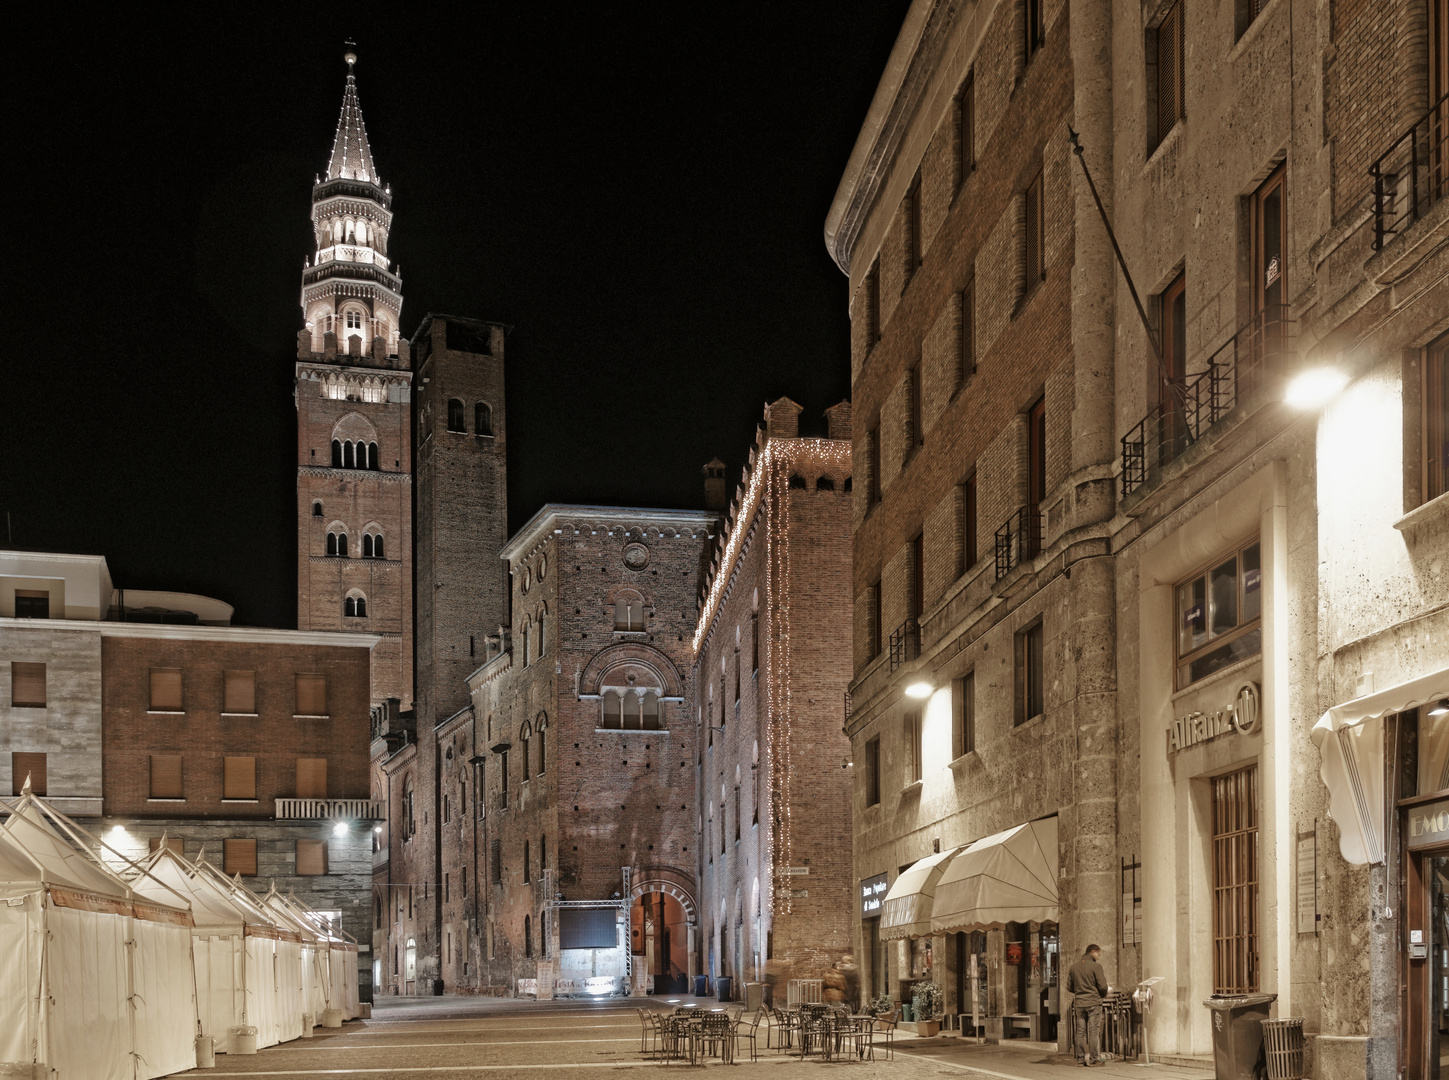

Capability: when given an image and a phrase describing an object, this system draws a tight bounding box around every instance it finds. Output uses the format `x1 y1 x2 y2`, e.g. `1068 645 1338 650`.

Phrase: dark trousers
1073 1003 1103 1062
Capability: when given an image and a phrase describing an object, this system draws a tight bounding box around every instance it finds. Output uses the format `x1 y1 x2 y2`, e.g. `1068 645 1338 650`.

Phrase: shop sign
780 866 809 876
1407 798 1449 850
860 873 889 918
1167 681 1260 753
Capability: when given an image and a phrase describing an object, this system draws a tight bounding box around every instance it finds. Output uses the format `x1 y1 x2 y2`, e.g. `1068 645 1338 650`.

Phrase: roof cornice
500 504 718 563
0 617 379 650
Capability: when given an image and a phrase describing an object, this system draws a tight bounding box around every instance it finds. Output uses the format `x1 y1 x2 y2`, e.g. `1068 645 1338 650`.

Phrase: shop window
14 590 49 619
1015 621 1045 725
223 756 256 800
1150 1 1184 153
11 662 46 708
447 399 465 433
11 752 46 795
952 673 976 757
224 838 257 877
1211 765 1259 993
224 670 256 714
1175 539 1262 688
296 839 329 876
149 668 182 712
295 673 328 716
1425 333 1449 503
150 755 183 799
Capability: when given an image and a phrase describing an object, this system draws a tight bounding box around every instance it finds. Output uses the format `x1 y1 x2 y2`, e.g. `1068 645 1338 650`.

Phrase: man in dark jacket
1066 944 1110 1065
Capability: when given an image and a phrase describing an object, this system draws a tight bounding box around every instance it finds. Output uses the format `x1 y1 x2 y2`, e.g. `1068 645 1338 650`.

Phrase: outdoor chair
872 1007 900 1060
732 1010 762 1062
692 1012 734 1065
764 1003 797 1051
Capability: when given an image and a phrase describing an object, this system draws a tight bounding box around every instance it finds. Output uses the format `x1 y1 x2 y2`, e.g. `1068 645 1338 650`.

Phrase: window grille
1212 766 1259 993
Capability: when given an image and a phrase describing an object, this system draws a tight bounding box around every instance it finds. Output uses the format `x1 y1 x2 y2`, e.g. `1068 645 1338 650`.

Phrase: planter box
900 1020 940 1037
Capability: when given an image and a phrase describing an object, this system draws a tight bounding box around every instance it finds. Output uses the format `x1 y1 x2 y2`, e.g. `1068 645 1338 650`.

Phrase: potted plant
911 981 944 1037
870 993 895 1018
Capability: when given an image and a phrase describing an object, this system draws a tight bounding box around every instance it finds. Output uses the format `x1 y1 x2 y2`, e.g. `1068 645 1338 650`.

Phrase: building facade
691 399 855 995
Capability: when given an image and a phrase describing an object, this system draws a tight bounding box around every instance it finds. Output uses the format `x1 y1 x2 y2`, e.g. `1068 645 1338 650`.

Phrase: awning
1312 666 1449 866
879 847 962 941
930 817 1057 934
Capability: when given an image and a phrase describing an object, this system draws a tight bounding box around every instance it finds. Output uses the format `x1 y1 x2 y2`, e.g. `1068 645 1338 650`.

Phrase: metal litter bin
1262 1018 1304 1080
1202 994 1276 1080
717 975 732 1002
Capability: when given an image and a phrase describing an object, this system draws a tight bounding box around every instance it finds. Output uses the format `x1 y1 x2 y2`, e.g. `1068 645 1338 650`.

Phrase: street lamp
1285 367 1349 409
905 681 933 699
332 821 348 837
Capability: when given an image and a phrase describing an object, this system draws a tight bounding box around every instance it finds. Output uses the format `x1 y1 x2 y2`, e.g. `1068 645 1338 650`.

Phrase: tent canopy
1312 665 1449 866
930 817 1058 935
880 846 962 941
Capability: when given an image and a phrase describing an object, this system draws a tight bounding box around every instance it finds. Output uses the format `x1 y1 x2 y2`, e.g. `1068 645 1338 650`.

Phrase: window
869 580 883 660
904 171 922 281
602 691 623 729
150 755 183 799
524 840 531 884
224 838 257 876
721 804 727 854
1176 539 1262 688
11 662 46 708
788 474 808 490
345 310 362 330
1028 395 1047 515
540 834 547 874
337 532 349 558
343 441 355 469
331 440 342 468
641 693 661 730
734 785 741 842
865 259 881 346
14 590 49 619
959 281 975 384
524 915 534 958
1151 1 1184 153
1212 765 1259 992
368 442 379 470
953 72 975 187
1025 0 1045 64
1236 0 1268 39
952 673 976 757
500 749 509 808
1427 333 1449 502
1250 165 1286 362
537 726 546 773
959 474 978 576
751 613 760 673
1158 273 1188 455
521 729 532 781
1015 621 1045 725
344 593 366 618
491 838 503 884
362 534 373 558
150 668 182 712
866 425 881 506
1023 171 1045 295
911 533 925 621
733 650 741 701
296 757 328 799
296 839 328 876
295 673 328 716
223 756 256 800
373 533 385 558
908 364 923 450
906 711 923 784
11 752 46 795
475 402 492 436
312 502 323 517
150 837 183 855
404 777 415 838
614 598 644 631
816 475 835 492
447 399 465 433
223 670 256 714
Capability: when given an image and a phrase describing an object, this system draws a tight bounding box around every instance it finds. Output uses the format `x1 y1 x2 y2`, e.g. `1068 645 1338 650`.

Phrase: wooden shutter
150 669 182 711
295 839 328 876
295 673 327 716
1156 2 1183 148
223 756 257 800
11 663 46 708
296 757 328 799
224 838 258 877
223 670 256 713
11 752 46 795
149 837 184 855
150 755 183 799
1024 173 1044 288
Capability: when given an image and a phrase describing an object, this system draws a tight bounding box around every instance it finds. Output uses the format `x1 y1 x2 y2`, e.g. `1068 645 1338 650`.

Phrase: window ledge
221 798 260 804
902 779 923 793
147 709 185 716
147 798 186 803
1395 492 1449 534
474 432 495 439
1012 712 1046 732
949 751 979 768
221 712 258 718
293 713 331 720
594 727 671 735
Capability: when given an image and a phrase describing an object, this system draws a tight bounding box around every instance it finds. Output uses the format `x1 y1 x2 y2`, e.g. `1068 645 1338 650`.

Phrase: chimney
703 459 727 511
764 397 803 439
297 329 312 359
825 400 853 441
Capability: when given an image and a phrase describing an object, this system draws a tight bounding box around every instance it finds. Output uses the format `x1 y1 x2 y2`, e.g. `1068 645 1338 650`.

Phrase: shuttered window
150 837 184 855
11 662 46 708
1212 766 1259 993
11 752 46 795
150 755 183 799
223 670 256 714
1023 171 1045 294
296 757 328 799
223 756 257 800
958 72 975 186
150 669 183 711
296 839 328 876
295 674 328 716
224 838 257 876
1153 2 1184 152
491 837 503 884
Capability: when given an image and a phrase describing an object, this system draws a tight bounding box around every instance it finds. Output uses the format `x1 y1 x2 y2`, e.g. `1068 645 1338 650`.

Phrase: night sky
4 7 909 628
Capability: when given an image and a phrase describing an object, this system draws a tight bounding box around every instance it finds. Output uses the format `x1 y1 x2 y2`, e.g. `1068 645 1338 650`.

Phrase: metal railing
888 619 920 671
1119 309 1290 498
275 798 385 820
994 506 1042 580
1371 91 1449 251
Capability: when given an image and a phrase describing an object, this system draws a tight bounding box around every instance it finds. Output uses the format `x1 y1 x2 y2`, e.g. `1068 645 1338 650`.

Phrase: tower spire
326 44 377 183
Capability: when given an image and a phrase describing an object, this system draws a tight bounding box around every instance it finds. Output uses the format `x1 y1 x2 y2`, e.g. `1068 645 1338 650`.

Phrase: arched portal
629 877 697 995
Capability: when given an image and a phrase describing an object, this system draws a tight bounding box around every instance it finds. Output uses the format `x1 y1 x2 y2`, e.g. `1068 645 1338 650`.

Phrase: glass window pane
1179 576 1207 655
1240 543 1262 623
1210 557 1239 635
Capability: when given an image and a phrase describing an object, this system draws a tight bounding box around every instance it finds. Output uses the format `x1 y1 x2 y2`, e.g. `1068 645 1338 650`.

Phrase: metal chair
732 1010 762 1062
872 1007 900 1060
692 1012 734 1065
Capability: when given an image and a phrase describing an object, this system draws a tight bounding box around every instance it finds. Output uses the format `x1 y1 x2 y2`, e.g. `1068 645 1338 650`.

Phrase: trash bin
1202 994 1276 1080
717 975 732 1002
695 974 708 997
1262 1018 1305 1080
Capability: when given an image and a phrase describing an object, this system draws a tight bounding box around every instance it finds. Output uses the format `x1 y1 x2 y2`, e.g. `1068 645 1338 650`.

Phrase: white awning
879 847 962 941
930 817 1058 935
1312 666 1449 865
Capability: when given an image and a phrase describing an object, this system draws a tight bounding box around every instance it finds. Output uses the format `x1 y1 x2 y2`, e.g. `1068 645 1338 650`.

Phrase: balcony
888 619 920 672
1371 91 1449 251
994 506 1042 580
274 798 385 821
1119 309 1289 499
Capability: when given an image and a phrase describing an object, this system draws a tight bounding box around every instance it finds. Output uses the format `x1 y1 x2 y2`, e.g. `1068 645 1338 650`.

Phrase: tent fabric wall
273 938 304 1040
0 890 43 1073
43 902 134 1080
131 915 201 1078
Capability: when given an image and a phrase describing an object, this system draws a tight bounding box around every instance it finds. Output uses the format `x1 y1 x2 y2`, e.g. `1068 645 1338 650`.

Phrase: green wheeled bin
1202 994 1276 1080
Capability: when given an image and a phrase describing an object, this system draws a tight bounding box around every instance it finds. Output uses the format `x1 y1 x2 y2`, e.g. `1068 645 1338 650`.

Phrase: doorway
1407 847 1449 1078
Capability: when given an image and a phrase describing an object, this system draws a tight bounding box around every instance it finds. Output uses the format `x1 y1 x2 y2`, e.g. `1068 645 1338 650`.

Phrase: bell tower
295 48 413 710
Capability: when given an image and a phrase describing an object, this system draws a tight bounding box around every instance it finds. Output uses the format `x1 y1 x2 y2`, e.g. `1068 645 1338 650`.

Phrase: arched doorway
629 879 695 995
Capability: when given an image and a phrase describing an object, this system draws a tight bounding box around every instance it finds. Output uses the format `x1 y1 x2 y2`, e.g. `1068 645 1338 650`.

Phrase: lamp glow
905 681 933 699
1285 367 1349 409
1429 699 1449 717
332 822 348 837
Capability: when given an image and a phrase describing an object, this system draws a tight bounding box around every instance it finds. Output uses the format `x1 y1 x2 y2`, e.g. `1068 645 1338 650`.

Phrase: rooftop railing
1371 91 1449 251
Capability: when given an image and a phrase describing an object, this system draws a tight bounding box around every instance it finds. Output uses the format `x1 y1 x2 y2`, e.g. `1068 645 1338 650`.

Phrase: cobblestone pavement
171 996 1216 1080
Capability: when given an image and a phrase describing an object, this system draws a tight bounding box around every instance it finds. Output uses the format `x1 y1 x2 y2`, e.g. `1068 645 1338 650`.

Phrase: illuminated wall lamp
1285 367 1349 409
904 681 934 699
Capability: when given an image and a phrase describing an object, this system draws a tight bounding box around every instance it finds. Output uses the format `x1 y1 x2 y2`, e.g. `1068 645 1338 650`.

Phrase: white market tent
264 886 360 1020
0 787 199 1080
131 846 304 1052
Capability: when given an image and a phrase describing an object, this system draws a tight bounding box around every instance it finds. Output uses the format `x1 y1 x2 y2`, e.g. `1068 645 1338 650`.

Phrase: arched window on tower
332 440 342 468
343 442 355 469
642 692 661 731
613 597 645 632
368 442 379 470
337 533 348 558
344 590 367 618
403 777 415 839
373 533 384 559
524 914 533 958
602 691 622 730
475 402 492 436
448 399 465 433
362 535 373 558
536 611 546 658
346 310 362 330
313 502 323 517
521 622 531 667
327 533 338 557
355 441 367 467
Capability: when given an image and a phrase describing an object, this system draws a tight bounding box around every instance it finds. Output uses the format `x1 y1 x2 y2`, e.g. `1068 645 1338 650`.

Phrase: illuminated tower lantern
294 48 413 709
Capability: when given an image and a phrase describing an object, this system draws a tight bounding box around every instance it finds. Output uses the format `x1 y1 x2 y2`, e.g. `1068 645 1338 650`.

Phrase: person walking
1066 944 1110 1065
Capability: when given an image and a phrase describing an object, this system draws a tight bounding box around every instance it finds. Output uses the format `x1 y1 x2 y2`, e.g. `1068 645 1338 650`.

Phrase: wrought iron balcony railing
1371 91 1449 251
888 619 920 671
994 507 1042 580
1119 309 1290 498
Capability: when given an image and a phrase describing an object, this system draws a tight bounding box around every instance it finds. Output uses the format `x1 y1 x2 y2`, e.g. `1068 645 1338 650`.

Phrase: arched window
344 597 356 617
343 441 355 469
788 474 807 489
355 441 366 466
843 476 853 492
521 723 532 781
331 440 342 467
368 442 379 470
403 777 415 839
602 691 622 730
345 591 367 618
404 938 417 981
346 310 362 330
521 622 531 666
524 840 531 883
375 895 382 928
524 914 533 958
327 533 338 557
373 534 384 559
475 402 492 436
313 502 323 517
536 721 547 774
613 598 644 631
362 534 373 558
624 692 645 730
642 692 661 731
338 533 348 558
816 476 835 491
536 611 546 657
357 595 367 617
447 399 465 433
